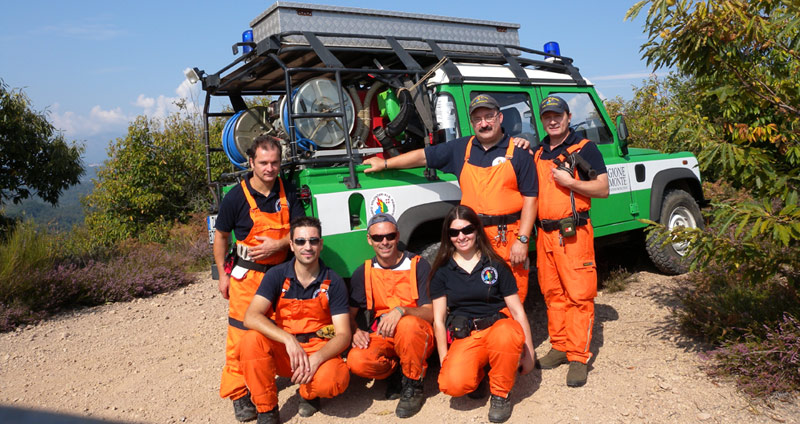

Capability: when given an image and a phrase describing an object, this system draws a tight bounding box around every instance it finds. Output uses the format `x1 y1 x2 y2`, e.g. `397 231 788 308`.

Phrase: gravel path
1 268 797 423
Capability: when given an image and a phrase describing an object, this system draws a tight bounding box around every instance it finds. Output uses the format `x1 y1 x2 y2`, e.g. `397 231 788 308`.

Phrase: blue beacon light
242 29 254 54
543 41 560 57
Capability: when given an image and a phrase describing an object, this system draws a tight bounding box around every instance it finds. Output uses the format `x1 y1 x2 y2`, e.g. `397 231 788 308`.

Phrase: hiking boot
467 376 489 399
297 396 320 417
537 348 568 369
395 376 424 418
488 394 512 423
566 361 588 387
385 367 403 400
256 407 279 424
232 393 257 422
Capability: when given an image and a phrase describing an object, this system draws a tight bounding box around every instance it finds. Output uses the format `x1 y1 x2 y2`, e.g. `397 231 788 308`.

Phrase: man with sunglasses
347 213 434 418
213 135 305 422
363 94 538 302
239 216 351 424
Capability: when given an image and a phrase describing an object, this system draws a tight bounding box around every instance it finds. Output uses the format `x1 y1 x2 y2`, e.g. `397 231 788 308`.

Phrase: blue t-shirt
538 130 607 180
423 132 538 197
215 173 305 241
256 258 349 317
429 255 517 318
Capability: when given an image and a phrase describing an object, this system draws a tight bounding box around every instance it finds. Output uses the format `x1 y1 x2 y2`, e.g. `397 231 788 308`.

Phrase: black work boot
395 375 424 418
385 367 403 400
566 361 588 387
232 392 258 422
536 348 568 369
488 394 512 423
297 395 320 417
256 406 279 424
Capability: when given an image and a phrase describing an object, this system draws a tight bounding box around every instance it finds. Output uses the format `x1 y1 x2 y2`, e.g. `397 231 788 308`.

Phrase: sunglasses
448 224 476 238
369 232 398 243
293 237 321 246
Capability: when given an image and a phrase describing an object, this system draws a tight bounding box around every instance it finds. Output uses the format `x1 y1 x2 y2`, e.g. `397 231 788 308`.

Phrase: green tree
84 109 227 245
626 0 800 281
0 80 84 209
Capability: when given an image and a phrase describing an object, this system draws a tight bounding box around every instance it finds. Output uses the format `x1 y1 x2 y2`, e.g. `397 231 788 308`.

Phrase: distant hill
2 165 100 231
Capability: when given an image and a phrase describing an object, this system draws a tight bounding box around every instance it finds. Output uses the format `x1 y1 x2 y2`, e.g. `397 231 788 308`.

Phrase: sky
1 0 659 165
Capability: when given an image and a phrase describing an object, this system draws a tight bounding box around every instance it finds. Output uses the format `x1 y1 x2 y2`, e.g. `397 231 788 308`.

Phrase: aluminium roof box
250 2 520 55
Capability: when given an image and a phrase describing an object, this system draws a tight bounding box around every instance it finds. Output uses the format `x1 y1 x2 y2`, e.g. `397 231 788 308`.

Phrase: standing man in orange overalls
533 95 608 387
213 135 305 422
347 212 434 418
239 216 351 424
362 94 537 304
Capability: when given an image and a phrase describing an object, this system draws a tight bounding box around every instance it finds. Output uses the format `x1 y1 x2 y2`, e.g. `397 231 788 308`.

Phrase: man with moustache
363 94 538 303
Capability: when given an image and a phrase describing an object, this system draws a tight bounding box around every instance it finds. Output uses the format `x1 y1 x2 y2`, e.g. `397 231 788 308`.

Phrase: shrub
601 267 635 294
701 313 800 397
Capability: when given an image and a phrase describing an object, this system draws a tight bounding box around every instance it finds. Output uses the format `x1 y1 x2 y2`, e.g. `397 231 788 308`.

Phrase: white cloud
589 71 666 81
50 103 131 138
133 80 202 119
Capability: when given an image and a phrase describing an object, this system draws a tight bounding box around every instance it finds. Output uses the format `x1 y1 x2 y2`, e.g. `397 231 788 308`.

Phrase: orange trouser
220 270 263 401
438 318 524 398
239 330 350 413
536 224 597 364
347 315 434 380
485 221 530 302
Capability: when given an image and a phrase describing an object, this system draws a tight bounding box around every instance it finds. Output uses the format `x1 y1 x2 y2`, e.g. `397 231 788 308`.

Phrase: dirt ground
1 258 798 423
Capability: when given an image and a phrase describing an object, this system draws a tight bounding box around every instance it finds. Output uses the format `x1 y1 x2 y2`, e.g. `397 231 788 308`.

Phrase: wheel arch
397 200 458 247
649 169 705 222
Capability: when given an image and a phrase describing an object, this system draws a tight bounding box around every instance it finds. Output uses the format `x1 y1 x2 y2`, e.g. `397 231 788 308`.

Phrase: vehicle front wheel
646 189 704 275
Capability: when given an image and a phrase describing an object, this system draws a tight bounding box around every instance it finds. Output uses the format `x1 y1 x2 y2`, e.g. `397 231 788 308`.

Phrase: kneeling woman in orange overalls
430 205 535 423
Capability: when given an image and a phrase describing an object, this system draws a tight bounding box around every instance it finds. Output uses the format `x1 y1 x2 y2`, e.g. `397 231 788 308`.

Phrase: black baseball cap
368 213 397 230
469 94 501 115
539 96 570 116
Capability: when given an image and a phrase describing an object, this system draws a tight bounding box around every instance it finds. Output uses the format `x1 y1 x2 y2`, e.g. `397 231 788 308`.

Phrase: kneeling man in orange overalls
347 213 434 418
239 216 351 424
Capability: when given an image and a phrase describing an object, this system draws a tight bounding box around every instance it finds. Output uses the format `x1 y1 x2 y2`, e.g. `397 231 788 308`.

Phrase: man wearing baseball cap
347 212 434 418
533 95 609 387
361 94 538 310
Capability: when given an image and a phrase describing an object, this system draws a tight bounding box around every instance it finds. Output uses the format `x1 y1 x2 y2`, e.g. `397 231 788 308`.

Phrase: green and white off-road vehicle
194 2 705 278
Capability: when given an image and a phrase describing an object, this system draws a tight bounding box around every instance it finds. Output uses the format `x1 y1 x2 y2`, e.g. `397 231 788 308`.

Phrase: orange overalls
346 257 434 380
460 137 529 301
219 179 290 401
438 317 524 398
239 276 350 413
534 139 597 364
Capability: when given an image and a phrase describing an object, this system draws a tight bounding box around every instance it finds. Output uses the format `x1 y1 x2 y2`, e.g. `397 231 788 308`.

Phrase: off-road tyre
418 241 441 265
646 189 703 275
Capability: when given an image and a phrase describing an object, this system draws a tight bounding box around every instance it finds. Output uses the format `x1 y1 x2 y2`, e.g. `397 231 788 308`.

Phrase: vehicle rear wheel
646 189 703 275
415 241 441 265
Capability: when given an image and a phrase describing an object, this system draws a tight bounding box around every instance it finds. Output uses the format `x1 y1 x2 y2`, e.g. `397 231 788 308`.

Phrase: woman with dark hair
430 205 534 423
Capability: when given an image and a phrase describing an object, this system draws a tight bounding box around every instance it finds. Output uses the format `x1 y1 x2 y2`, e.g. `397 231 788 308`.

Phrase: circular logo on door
369 192 396 216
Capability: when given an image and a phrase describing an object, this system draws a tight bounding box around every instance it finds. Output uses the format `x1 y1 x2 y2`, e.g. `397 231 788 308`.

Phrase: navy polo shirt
429 256 517 318
424 132 538 197
349 251 432 310
215 173 305 241
539 130 607 181
256 258 349 317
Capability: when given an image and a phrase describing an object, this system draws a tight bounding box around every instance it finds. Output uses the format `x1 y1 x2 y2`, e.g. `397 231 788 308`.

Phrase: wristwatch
516 235 529 243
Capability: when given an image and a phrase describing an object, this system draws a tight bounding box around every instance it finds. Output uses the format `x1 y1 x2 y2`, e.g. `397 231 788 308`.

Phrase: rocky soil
1 264 798 423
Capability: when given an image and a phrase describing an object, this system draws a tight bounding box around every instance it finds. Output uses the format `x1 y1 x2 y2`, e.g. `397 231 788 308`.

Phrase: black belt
478 211 521 227
295 332 322 343
536 211 590 232
471 312 507 331
236 257 273 273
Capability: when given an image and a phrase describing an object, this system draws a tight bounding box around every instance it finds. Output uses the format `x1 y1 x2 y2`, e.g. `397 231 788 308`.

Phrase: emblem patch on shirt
481 266 499 285
312 288 328 299
274 199 282 211
492 156 507 167
369 192 396 216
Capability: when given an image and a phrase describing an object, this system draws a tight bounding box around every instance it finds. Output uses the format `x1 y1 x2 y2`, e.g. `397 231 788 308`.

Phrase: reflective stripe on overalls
220 179 290 401
347 257 434 380
239 274 350 412
459 137 529 301
534 139 597 364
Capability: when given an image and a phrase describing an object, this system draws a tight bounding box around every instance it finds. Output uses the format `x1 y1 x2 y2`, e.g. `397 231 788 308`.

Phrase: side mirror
616 115 629 156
